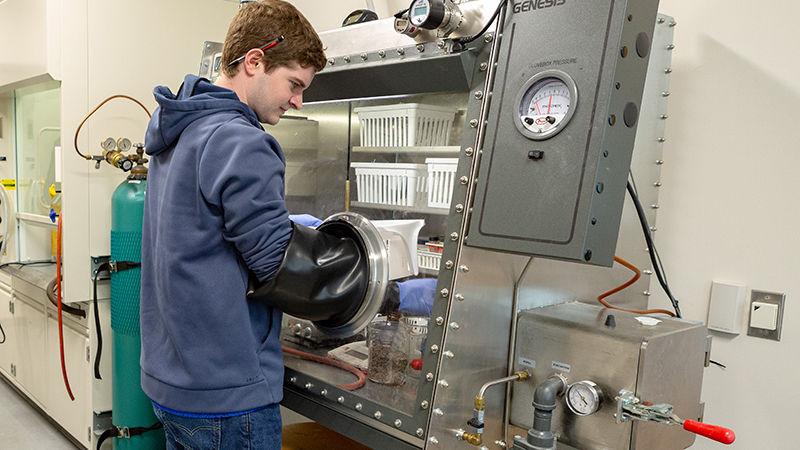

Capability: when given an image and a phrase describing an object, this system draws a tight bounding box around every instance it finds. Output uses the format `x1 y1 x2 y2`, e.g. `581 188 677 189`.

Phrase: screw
378 50 386 58
430 437 439 445
484 33 494 43
657 137 666 142
643 290 651 296
455 204 464 213
395 419 403 428
649 226 657 232
460 176 469 185
650 204 660 209
355 403 363 411
361 53 367 60
437 40 445 49
656 160 664 165
643 269 653 275
397 48 405 55
438 380 450 388
434 408 444 416
328 58 335 65
660 114 668 119
657 17 665 24
654 181 662 187
417 43 425 52
441 288 449 297
480 62 488 71
445 260 454 269
474 90 484 99
449 322 460 330
374 411 382 419
417 428 424 437
665 68 672 74
305 382 313 390
455 294 464 302
450 232 459 241
667 44 675 50
289 376 297 383
465 147 474 156
459 265 469 273
343 56 351 63
435 317 444 326
338 396 345 403
670 21 677 27
421 401 430 409
444 350 455 358
431 344 439 353
321 389 328 396
469 119 479 128
662 91 671 97
426 373 435 382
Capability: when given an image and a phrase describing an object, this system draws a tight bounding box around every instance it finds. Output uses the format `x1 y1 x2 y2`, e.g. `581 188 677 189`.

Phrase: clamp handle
683 419 735 444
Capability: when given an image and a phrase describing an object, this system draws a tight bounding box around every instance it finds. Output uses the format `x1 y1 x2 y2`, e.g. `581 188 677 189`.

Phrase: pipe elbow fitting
532 375 567 411
462 432 482 446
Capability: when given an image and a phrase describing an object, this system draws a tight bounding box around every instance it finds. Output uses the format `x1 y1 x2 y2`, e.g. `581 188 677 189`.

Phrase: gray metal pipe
513 375 566 450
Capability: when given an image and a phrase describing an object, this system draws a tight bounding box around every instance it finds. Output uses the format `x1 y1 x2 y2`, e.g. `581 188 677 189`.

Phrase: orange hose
57 213 76 400
282 345 365 390
598 256 677 317
73 94 152 160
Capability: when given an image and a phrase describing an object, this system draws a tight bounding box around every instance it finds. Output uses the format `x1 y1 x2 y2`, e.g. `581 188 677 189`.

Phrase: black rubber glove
247 223 368 327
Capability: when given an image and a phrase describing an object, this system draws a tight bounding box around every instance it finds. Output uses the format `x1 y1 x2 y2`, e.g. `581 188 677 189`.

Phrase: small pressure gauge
565 380 603 416
117 138 132 152
514 70 578 140
101 137 117 151
407 0 462 36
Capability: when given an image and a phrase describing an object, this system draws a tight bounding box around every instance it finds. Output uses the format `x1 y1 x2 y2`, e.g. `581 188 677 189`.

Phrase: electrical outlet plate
747 290 785 341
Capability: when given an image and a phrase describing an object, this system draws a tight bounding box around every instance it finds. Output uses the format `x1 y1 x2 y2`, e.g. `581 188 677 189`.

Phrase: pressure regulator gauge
117 138 132 152
514 70 578 140
565 380 603 416
101 137 117 151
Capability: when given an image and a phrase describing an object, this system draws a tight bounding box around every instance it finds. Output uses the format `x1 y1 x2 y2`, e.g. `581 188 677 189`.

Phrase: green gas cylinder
110 170 164 449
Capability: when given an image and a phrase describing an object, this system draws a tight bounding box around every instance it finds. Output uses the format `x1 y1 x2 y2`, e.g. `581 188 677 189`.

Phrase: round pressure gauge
117 138 132 152
101 137 117 151
514 70 578 140
565 380 603 416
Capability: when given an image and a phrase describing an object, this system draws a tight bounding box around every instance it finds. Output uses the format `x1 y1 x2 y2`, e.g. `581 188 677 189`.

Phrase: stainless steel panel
427 246 530 447
511 302 707 450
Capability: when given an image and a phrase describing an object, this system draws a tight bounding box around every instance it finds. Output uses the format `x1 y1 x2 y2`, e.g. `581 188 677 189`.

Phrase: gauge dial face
101 137 117 151
515 70 577 140
117 138 132 152
409 0 430 26
566 381 602 416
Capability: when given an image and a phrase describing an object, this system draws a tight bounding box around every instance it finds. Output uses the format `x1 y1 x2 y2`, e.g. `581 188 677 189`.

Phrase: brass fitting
474 396 485 411
514 371 530 381
462 432 482 446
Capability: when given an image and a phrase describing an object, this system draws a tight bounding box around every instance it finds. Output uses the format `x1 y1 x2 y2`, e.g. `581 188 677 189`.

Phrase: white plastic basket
425 158 458 209
351 162 427 207
418 249 442 272
354 103 455 147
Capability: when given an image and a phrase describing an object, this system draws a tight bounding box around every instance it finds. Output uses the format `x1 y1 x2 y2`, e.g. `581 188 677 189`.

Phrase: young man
140 1 326 448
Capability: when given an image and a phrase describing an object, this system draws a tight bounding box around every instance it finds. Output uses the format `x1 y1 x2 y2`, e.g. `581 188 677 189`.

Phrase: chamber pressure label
552 361 571 372
1 179 15 190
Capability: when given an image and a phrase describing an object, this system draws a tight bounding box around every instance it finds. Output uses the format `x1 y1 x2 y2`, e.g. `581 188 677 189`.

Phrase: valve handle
683 419 735 444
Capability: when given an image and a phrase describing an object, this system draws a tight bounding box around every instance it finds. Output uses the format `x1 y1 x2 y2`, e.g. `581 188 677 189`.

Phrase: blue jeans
153 403 282 450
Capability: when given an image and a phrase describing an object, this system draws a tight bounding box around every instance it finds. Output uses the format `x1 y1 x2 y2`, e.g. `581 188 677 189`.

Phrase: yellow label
1 179 15 190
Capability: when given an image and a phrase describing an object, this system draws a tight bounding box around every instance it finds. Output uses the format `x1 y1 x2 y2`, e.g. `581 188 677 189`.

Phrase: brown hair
220 0 326 78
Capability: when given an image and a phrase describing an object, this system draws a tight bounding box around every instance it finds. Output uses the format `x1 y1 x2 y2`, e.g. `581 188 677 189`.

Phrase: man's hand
397 278 436 317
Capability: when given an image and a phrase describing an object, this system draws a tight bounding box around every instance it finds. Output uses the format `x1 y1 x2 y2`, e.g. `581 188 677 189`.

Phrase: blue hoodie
140 75 292 414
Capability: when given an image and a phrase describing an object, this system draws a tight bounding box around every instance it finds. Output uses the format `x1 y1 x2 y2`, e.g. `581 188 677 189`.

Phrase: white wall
650 2 799 449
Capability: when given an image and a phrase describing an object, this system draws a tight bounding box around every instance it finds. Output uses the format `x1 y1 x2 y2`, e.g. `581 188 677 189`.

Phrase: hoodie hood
145 74 261 156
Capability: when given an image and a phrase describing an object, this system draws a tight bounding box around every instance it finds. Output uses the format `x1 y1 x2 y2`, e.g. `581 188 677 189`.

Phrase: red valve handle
683 419 735 444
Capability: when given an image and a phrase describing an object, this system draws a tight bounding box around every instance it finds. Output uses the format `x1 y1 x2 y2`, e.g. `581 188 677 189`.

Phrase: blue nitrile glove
397 278 437 317
289 214 323 228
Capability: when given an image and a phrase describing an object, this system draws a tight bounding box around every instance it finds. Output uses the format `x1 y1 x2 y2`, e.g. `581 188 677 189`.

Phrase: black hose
93 262 111 379
46 277 87 318
626 181 682 318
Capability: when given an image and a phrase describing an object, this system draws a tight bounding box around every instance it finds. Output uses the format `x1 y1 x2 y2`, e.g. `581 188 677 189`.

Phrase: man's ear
242 49 264 76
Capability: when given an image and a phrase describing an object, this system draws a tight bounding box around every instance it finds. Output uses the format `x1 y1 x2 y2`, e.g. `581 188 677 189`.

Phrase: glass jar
367 317 409 385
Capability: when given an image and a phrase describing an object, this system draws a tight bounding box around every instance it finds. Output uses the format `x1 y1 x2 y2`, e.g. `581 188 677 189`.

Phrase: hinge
86 344 91 362
8 300 13 314
10 363 16 377
88 426 92 443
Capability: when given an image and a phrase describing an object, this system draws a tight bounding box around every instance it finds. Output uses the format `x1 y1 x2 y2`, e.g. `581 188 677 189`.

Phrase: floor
0 376 79 449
